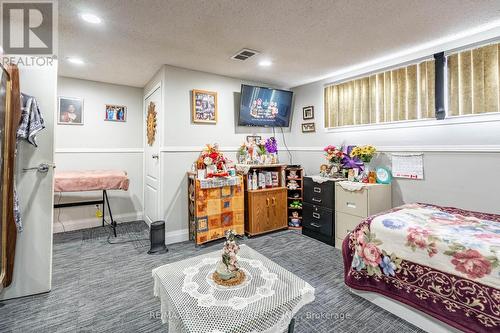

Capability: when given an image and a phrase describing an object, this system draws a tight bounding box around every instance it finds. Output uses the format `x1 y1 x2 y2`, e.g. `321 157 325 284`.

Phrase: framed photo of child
192 89 217 124
58 96 84 125
105 104 127 122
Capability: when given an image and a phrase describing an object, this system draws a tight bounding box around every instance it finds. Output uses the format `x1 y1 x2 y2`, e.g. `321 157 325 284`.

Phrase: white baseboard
53 212 144 233
165 228 189 245
350 289 461 333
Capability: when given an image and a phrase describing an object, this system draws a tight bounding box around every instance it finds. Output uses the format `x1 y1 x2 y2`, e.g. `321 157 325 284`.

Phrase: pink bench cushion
54 170 129 192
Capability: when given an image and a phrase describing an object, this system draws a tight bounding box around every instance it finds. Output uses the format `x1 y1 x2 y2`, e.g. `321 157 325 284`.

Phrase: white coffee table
152 244 315 333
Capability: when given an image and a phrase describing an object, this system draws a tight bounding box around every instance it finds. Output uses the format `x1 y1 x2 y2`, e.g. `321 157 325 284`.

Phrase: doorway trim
142 81 162 226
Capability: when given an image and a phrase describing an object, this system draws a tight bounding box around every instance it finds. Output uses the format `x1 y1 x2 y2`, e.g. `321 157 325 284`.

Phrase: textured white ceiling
58 0 500 88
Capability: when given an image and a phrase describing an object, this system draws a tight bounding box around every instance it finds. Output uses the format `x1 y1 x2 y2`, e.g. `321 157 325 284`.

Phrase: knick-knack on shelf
287 179 299 190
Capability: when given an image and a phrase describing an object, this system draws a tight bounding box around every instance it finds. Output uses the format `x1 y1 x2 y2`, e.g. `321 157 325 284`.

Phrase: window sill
324 112 500 133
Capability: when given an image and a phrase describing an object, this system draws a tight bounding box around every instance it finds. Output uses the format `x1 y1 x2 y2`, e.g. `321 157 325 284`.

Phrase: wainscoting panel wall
53 150 144 232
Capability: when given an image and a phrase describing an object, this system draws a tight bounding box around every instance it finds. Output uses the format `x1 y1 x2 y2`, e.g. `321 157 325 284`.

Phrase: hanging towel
17 93 45 147
13 93 45 231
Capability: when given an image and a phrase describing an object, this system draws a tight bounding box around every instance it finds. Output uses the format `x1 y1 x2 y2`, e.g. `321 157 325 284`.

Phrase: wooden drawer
304 177 334 209
303 202 333 237
335 186 368 217
335 211 364 240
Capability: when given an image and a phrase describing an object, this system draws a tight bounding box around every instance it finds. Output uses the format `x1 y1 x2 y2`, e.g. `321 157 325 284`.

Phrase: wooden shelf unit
285 166 304 229
187 172 245 245
237 164 288 237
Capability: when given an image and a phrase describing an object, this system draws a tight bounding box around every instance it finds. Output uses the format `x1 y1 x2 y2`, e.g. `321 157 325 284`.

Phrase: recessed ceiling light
66 57 85 65
80 13 102 24
259 59 272 67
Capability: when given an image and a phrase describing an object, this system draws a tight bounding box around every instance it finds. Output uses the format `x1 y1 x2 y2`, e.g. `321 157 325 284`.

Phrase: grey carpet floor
0 221 423 333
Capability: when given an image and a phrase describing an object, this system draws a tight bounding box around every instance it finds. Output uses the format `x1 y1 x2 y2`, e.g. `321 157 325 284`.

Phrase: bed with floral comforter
343 203 500 333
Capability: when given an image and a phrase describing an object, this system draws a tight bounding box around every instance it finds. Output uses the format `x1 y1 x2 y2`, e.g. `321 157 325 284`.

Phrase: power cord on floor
56 193 149 245
103 216 149 245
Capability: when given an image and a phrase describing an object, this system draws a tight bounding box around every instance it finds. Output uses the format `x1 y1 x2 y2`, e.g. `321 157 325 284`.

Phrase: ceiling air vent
231 48 260 61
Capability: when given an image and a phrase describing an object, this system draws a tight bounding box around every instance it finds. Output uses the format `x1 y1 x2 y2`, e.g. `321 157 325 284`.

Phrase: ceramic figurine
290 211 301 227
320 164 329 177
369 171 377 184
348 169 355 182
215 230 240 280
287 179 299 190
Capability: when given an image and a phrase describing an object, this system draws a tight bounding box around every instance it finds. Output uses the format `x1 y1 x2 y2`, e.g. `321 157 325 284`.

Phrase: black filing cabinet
302 177 336 246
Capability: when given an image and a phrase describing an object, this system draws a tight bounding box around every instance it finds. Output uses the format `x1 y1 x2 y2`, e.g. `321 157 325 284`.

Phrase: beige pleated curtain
448 42 500 116
324 60 435 128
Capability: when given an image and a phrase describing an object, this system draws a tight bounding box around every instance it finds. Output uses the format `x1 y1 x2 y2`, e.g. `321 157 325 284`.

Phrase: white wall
54 77 144 232
1 62 57 300
145 26 500 241
144 65 279 241
288 77 500 214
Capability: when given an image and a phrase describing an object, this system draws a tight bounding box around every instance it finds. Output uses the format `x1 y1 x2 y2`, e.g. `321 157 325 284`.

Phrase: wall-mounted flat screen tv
238 84 293 127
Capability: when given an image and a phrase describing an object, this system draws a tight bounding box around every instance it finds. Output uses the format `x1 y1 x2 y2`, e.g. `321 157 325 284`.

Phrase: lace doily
153 245 315 333
337 180 366 191
310 175 344 184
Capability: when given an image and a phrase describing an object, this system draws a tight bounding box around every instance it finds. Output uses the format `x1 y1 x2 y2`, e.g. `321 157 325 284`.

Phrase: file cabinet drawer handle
312 212 321 219
310 222 321 228
346 202 356 209
313 187 321 193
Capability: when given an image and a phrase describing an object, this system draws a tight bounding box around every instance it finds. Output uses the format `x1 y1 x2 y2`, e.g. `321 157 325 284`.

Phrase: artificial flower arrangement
256 139 267 156
324 145 344 164
238 137 279 165
346 145 377 183
350 145 377 163
320 145 345 177
320 144 378 183
196 143 231 178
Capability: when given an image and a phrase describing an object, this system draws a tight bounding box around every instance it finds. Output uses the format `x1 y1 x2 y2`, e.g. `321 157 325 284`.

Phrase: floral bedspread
343 203 500 333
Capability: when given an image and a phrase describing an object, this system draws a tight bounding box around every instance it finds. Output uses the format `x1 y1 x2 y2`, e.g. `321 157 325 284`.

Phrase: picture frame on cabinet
302 106 314 120
301 122 316 133
192 89 217 124
246 135 261 144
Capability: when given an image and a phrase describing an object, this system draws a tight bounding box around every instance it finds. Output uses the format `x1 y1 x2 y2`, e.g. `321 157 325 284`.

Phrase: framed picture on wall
192 89 217 124
105 104 127 122
58 96 84 125
301 122 316 133
303 106 314 120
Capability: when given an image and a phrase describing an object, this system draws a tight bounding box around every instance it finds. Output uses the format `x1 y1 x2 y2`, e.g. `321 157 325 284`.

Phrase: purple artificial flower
265 137 278 154
342 145 364 171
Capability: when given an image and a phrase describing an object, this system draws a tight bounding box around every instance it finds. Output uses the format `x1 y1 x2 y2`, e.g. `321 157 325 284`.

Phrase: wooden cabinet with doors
237 164 288 237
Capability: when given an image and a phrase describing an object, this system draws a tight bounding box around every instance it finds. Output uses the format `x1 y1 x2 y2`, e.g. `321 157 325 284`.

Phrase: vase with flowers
350 145 377 181
237 143 248 164
323 145 344 177
256 139 267 163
